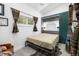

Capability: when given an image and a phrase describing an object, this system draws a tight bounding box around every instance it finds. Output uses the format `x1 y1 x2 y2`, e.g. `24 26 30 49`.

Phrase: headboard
42 30 59 34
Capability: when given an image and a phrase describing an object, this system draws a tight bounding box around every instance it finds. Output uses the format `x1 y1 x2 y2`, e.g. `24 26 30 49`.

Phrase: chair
0 43 14 56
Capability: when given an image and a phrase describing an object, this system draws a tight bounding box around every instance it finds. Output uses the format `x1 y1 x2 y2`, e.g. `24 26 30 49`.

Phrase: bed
25 33 59 55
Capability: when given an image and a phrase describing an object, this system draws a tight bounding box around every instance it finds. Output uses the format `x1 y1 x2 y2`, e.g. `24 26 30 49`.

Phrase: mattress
27 33 59 49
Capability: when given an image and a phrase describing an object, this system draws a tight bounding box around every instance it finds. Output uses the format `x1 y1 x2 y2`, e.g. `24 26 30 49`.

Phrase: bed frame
25 31 59 56
25 41 59 56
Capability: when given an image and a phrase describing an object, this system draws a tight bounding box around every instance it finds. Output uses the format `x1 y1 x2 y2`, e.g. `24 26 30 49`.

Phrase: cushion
1 46 7 51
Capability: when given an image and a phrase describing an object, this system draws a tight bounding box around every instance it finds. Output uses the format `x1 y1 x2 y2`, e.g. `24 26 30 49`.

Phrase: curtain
33 16 38 32
70 3 79 56
66 4 73 53
75 4 79 56
11 8 20 33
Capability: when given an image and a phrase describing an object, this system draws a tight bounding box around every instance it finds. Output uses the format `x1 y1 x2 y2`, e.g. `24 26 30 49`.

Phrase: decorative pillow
1 46 7 51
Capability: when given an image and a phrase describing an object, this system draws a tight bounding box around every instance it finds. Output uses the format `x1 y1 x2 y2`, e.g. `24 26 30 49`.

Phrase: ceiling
26 3 69 15
26 3 49 12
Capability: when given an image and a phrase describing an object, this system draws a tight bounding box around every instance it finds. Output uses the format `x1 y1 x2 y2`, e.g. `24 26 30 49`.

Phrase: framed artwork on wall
0 17 8 26
0 3 4 16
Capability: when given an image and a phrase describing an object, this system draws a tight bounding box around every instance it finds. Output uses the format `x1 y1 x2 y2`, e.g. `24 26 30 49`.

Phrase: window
17 12 33 25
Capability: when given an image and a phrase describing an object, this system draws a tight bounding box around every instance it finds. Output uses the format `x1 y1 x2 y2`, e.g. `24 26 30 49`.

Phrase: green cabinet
59 12 68 44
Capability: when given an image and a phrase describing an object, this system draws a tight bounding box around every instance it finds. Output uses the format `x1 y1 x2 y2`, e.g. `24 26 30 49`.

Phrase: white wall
42 4 69 16
0 3 41 51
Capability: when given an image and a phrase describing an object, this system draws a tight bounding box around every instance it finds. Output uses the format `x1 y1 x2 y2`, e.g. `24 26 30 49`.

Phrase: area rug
14 46 62 56
31 47 62 56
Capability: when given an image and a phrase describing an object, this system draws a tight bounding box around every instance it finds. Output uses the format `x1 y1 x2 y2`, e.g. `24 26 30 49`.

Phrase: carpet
31 47 62 56
14 43 70 56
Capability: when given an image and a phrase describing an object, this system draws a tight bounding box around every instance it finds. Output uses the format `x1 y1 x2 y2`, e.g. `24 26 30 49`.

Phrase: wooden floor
13 43 70 56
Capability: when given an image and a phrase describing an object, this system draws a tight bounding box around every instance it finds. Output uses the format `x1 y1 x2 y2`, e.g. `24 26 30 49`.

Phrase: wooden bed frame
25 41 59 56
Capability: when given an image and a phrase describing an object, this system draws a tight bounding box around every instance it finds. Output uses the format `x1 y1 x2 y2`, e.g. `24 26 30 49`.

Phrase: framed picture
0 3 4 16
0 17 8 26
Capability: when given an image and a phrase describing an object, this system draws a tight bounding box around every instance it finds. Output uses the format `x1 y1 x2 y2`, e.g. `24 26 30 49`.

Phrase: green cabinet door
59 12 68 44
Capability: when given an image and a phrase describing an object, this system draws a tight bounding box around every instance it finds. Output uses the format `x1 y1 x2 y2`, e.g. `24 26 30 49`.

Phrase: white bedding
27 33 59 49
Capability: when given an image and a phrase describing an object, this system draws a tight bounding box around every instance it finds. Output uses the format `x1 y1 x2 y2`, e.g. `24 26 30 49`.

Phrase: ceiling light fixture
40 3 45 6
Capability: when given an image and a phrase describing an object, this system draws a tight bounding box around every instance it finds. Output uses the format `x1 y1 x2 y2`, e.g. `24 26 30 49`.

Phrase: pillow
1 46 7 51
